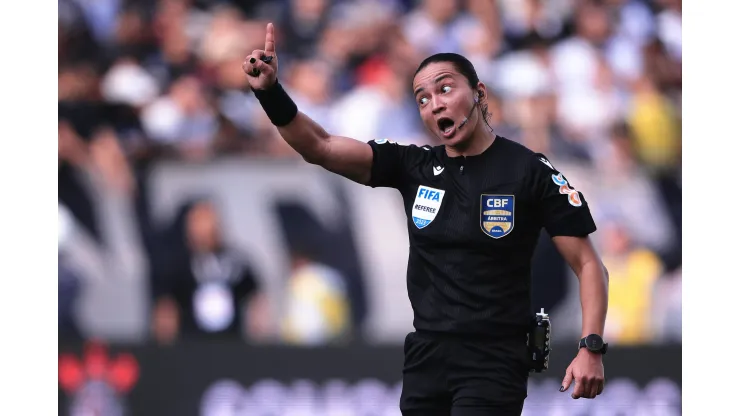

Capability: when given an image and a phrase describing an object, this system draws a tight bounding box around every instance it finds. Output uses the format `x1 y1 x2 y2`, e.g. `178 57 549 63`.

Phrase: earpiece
474 90 483 104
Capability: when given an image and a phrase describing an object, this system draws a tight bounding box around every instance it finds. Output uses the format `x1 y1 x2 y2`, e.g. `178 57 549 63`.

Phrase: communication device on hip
528 308 551 373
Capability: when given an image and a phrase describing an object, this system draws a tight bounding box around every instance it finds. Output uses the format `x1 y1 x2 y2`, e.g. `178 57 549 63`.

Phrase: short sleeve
366 139 421 189
529 154 597 237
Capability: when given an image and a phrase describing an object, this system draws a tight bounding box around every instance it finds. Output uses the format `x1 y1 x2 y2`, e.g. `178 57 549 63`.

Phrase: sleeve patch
374 138 396 144
551 173 582 207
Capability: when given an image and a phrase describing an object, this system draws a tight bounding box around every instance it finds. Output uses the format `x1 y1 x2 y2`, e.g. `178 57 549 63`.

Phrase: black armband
251 81 298 127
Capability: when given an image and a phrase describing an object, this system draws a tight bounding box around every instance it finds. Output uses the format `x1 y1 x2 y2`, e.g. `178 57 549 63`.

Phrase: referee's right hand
242 23 278 90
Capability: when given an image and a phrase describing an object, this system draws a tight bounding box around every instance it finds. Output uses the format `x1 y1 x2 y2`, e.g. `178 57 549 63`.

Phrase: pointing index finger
265 23 275 54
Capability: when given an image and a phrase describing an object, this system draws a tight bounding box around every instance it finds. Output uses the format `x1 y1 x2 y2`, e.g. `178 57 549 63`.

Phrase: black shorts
400 330 530 416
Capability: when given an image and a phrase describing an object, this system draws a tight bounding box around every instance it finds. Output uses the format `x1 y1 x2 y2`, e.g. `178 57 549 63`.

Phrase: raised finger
265 23 275 54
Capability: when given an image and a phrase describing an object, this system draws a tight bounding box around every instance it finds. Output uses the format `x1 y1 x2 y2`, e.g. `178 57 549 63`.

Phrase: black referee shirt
367 136 597 337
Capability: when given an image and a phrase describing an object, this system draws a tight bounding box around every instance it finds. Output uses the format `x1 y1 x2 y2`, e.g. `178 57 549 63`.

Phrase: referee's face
413 62 476 146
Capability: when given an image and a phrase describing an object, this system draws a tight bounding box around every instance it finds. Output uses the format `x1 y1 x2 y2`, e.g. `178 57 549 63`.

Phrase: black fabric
449 401 525 416
168 249 259 338
400 331 529 415
366 136 597 336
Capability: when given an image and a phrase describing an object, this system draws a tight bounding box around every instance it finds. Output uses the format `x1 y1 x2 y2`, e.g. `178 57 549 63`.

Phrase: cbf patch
480 195 515 239
551 173 582 207
412 186 446 229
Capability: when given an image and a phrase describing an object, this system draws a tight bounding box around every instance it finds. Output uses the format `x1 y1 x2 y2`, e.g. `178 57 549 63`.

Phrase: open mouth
437 117 455 136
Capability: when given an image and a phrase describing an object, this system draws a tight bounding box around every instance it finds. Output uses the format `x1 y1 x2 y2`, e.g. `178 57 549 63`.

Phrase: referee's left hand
560 348 605 399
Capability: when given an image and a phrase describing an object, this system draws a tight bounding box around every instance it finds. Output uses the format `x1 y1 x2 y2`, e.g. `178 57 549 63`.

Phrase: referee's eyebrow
414 74 455 97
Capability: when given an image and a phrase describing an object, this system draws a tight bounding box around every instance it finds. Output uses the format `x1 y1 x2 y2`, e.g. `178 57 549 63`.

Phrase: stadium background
58 0 681 414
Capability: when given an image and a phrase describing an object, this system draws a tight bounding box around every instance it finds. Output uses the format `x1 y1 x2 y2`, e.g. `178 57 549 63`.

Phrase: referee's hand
560 348 605 399
242 23 278 90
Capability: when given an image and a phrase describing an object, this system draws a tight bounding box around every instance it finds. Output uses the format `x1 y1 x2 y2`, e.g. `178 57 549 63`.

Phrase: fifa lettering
417 188 441 202
486 199 509 208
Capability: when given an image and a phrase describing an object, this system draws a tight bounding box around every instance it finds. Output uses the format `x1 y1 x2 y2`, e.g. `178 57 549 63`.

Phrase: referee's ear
475 81 487 102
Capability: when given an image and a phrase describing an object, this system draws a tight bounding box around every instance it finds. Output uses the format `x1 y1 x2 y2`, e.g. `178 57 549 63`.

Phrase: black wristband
251 81 298 127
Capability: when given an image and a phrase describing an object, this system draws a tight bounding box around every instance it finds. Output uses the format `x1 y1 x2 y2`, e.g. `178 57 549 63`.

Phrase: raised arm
276 112 373 184
242 23 373 185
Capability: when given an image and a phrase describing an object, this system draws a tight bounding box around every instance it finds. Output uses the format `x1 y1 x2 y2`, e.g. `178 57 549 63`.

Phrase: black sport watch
578 334 608 354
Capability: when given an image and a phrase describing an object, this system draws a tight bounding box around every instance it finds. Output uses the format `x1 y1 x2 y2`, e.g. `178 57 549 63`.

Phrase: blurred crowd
58 0 681 346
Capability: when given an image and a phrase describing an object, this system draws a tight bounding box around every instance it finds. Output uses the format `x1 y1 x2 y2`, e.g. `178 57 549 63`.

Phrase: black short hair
414 53 480 89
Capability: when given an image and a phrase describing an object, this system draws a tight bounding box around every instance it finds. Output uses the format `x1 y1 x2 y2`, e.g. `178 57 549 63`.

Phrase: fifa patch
551 173 582 207
480 195 515 239
412 186 445 229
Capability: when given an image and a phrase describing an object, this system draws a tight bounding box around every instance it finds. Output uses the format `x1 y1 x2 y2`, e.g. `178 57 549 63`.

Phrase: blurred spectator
146 0 200 85
276 0 331 60
627 75 680 175
59 0 103 66
591 122 676 255
651 266 682 343
151 200 270 344
281 249 352 346
549 0 631 151
655 0 681 61
88 127 137 195
643 37 681 107
501 0 566 50
140 75 219 160
274 199 370 336
286 59 338 131
197 5 252 67
332 58 425 145
402 0 474 56
599 221 663 345
101 57 161 108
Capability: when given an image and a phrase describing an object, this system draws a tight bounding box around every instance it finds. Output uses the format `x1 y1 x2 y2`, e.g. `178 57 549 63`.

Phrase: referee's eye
419 97 429 106
441 85 452 94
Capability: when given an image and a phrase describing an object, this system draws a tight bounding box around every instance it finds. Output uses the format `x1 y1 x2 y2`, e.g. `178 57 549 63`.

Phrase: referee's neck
445 130 496 158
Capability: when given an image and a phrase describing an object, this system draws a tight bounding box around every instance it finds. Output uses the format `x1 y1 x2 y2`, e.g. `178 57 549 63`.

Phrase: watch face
586 334 604 350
